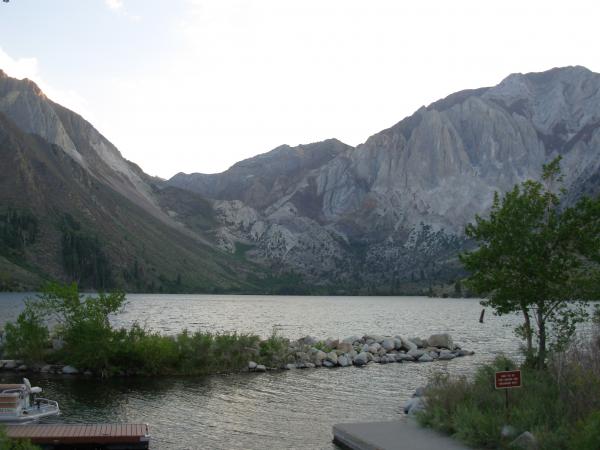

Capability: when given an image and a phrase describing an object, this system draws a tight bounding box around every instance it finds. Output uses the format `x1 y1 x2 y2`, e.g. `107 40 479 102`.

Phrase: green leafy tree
28 282 126 374
4 308 49 362
460 157 600 367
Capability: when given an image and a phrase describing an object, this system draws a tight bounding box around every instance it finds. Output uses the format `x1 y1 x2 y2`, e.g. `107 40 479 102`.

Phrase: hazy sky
0 0 599 178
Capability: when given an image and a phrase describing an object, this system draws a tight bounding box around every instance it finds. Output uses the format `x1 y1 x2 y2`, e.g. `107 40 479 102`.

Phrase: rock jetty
248 333 474 372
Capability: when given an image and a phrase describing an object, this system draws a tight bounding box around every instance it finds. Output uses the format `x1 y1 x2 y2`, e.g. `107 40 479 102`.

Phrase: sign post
495 369 521 423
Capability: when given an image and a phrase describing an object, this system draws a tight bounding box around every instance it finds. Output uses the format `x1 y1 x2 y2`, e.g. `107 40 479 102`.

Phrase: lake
0 294 522 449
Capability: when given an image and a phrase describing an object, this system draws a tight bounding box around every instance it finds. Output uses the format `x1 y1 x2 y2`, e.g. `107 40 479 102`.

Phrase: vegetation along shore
0 283 474 378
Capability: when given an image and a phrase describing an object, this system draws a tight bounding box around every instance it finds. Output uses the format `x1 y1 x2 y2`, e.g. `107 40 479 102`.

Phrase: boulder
314 350 327 363
427 333 454 349
62 365 79 375
407 348 425 359
361 344 370 353
284 363 297 370
510 431 538 450
368 343 381 353
3 360 17 370
323 360 335 368
326 351 338 365
353 352 369 366
83 370 93 376
413 386 426 397
336 342 353 353
342 336 357 344
501 425 518 439
298 336 318 346
396 353 415 362
456 350 475 357
439 350 455 360
382 339 395 351
409 337 427 348
393 339 403 350
325 338 339 349
348 350 358 359
403 397 426 415
304 362 316 369
40 365 52 373
248 361 258 370
418 354 434 363
255 365 267 372
338 355 350 367
17 365 27 371
401 338 418 352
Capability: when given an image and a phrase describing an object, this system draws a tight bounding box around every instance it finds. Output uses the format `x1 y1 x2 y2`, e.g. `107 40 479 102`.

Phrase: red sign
495 370 521 389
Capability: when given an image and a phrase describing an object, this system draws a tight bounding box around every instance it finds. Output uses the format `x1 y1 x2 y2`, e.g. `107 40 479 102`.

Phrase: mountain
0 69 269 292
169 66 600 293
2 66 599 293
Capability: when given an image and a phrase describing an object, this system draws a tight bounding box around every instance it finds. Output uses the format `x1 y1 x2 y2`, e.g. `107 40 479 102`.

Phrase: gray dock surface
333 419 470 450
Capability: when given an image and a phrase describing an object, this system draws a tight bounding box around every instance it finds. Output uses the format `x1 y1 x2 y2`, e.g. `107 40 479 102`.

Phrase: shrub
419 344 600 449
570 411 600 450
258 329 290 367
3 308 49 362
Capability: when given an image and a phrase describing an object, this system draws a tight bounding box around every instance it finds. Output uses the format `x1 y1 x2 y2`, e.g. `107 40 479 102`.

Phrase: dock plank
5 423 150 448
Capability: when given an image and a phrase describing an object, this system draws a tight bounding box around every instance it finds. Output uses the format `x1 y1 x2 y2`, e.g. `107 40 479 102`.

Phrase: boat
0 378 60 423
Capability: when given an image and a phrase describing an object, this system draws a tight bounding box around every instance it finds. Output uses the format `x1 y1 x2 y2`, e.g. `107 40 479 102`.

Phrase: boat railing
33 398 59 410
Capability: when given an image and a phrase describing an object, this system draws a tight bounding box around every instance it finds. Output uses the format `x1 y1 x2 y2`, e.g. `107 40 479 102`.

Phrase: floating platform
6 423 150 449
333 419 469 450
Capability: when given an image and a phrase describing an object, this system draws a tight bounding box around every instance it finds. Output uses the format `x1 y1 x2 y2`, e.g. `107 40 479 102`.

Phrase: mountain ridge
1 65 599 293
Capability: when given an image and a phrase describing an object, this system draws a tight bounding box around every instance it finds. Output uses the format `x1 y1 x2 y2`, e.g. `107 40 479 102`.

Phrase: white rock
338 356 350 367
3 360 17 370
418 354 434 363
248 361 258 370
255 365 267 372
368 343 381 353
326 351 338 365
427 333 454 349
353 352 369 366
62 365 79 374
510 431 538 450
408 348 425 358
382 339 395 351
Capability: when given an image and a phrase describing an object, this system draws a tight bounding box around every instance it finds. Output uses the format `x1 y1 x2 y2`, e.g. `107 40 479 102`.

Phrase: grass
417 327 600 449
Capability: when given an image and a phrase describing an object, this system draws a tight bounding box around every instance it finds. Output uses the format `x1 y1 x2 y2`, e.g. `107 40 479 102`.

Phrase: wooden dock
6 423 150 449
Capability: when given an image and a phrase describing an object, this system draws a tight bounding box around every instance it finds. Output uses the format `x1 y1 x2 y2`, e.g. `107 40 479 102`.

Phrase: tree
460 157 600 368
27 282 126 374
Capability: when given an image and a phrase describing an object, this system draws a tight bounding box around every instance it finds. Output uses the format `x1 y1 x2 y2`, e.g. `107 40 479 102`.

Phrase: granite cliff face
169 66 600 292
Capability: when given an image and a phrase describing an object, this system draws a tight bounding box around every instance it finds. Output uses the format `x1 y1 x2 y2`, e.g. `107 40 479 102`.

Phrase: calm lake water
0 294 522 449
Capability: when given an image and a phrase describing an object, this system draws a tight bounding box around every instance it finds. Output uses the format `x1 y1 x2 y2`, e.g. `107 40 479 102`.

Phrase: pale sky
0 0 599 178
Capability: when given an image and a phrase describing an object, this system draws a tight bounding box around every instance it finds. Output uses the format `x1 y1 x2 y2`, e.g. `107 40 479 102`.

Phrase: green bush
258 329 290 367
570 411 600 450
418 354 600 450
5 282 287 377
3 308 49 362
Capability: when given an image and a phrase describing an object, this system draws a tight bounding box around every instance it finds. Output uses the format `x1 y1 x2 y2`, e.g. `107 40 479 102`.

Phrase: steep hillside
169 66 600 293
0 71 265 292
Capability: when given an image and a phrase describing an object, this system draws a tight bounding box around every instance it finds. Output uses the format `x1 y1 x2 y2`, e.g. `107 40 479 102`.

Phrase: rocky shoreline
0 333 473 377
248 332 474 372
